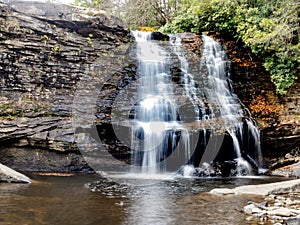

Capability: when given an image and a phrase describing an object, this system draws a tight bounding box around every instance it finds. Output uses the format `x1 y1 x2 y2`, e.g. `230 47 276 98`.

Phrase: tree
111 0 192 29
159 0 300 95
235 0 299 94
73 0 104 10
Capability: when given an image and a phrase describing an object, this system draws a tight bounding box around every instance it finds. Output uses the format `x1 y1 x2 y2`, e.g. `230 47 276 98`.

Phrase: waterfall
130 31 263 176
131 31 182 174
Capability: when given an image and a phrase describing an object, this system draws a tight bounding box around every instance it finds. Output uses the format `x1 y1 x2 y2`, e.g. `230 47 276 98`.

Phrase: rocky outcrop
210 179 300 224
244 198 300 225
179 32 299 171
210 179 300 196
0 162 31 183
0 1 131 172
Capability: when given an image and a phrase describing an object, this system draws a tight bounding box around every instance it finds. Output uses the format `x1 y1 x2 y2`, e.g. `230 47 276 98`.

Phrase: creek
0 173 288 225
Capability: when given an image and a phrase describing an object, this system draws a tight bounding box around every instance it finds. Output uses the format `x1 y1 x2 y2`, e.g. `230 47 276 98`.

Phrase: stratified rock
0 1 131 172
0 163 31 183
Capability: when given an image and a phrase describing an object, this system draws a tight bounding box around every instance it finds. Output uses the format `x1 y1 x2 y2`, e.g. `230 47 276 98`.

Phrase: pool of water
0 173 288 225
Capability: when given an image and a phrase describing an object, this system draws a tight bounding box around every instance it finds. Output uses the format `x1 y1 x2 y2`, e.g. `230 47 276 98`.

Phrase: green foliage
73 0 103 9
52 45 61 54
160 0 299 95
160 0 237 33
264 54 298 95
40 34 49 46
234 0 299 95
72 0 299 94
159 12 199 33
86 34 94 48
193 0 237 33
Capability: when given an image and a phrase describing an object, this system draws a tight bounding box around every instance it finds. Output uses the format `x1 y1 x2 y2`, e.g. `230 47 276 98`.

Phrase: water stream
131 31 183 174
0 174 286 225
130 31 263 176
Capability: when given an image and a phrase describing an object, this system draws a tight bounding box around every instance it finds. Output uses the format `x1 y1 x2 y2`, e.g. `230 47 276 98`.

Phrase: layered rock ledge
0 1 131 172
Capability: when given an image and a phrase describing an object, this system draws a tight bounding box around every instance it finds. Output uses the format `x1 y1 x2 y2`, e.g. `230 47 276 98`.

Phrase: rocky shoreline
244 194 300 225
210 179 300 224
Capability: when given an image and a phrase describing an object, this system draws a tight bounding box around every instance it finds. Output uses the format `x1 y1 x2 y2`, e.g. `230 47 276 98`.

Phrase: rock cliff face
0 1 131 172
0 2 298 173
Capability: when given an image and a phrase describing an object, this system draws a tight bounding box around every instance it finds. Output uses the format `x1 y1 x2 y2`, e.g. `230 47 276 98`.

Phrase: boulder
267 208 296 217
0 163 31 183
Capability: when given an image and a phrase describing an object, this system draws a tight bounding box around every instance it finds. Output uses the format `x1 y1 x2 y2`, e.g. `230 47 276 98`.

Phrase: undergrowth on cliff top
159 0 299 95
72 0 299 95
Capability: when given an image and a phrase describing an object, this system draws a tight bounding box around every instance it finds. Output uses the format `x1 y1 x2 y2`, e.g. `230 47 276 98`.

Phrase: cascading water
131 31 183 174
131 31 263 176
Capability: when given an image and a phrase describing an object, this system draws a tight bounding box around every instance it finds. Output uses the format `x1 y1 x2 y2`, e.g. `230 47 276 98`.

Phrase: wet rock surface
151 31 170 41
267 147 300 178
0 1 131 172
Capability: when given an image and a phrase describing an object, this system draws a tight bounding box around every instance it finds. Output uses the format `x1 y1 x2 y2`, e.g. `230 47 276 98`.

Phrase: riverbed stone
240 182 300 224
209 188 236 195
267 208 295 217
244 204 261 215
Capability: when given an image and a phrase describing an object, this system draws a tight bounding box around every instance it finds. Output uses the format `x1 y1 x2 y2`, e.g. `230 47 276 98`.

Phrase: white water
131 31 182 174
131 31 263 176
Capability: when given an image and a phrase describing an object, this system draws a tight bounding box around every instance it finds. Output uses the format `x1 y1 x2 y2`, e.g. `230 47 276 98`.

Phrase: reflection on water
126 185 174 225
0 174 285 225
0 174 126 225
